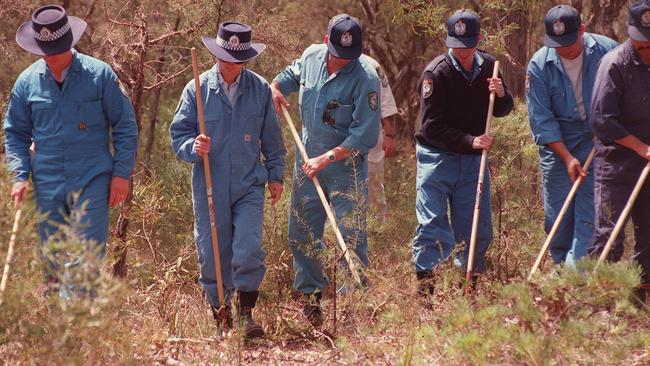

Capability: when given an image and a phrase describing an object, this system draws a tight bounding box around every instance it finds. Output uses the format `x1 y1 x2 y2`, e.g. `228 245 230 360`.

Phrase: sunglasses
322 100 339 125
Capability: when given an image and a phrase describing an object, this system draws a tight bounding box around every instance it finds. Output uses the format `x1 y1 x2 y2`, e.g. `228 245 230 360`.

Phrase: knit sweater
415 50 514 154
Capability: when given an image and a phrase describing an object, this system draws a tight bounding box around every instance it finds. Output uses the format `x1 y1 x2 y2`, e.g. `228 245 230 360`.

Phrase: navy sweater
415 50 514 154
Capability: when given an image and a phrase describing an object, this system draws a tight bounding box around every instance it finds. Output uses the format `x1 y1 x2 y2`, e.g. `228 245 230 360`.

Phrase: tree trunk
144 15 181 173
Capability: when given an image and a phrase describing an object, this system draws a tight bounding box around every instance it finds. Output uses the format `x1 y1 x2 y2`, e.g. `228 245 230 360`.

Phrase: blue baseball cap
543 5 582 48
446 9 480 48
327 14 362 59
628 0 650 41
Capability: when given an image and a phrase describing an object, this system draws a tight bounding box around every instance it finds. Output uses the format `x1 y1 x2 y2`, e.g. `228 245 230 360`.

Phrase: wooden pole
280 105 363 286
593 162 650 274
465 61 500 296
191 48 228 326
0 205 22 306
528 147 596 280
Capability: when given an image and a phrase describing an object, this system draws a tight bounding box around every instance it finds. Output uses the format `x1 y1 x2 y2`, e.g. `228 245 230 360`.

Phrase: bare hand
302 155 330 179
487 77 505 98
109 176 130 208
270 82 289 113
383 135 397 157
472 134 495 150
564 156 587 182
194 134 211 157
267 182 284 205
11 181 29 207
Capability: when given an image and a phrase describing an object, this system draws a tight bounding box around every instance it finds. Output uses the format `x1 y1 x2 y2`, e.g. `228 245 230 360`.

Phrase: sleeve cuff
535 132 564 146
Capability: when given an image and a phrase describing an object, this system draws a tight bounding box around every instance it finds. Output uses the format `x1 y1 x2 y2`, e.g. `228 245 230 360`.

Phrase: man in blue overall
271 14 381 326
4 5 138 298
590 0 650 304
170 21 286 337
412 9 514 297
526 5 617 266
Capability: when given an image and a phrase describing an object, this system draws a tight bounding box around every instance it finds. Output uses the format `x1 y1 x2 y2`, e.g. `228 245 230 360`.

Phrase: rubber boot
302 291 323 327
238 290 264 338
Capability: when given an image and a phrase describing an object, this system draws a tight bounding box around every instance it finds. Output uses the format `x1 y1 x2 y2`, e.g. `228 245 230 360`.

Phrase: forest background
1 0 649 364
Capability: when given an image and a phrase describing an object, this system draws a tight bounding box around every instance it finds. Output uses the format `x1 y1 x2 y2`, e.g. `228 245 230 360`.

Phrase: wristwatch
327 151 336 162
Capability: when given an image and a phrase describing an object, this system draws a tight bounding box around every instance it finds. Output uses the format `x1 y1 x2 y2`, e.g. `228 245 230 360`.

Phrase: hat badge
341 31 353 47
553 19 565 35
39 27 53 41
228 35 240 48
642 10 650 27
454 20 466 36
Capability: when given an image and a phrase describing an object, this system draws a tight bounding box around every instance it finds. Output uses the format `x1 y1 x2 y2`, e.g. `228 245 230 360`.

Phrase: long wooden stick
593 161 650 274
191 48 227 325
0 205 22 306
465 61 500 296
528 147 596 280
280 105 363 286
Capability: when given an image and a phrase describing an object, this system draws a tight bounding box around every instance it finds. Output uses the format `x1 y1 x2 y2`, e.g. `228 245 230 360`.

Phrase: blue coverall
273 44 381 294
3 52 138 283
526 33 618 265
170 66 286 308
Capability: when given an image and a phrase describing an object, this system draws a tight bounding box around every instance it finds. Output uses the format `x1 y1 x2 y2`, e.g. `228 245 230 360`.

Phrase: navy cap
628 0 650 41
446 9 480 49
327 14 363 59
543 5 582 48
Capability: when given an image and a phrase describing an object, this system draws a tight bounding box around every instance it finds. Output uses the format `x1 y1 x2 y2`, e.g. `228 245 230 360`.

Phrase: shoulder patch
368 91 378 111
422 79 433 99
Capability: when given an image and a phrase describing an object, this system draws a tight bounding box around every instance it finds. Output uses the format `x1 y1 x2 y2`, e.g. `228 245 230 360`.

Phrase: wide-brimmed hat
16 5 87 56
543 5 582 48
446 9 481 49
201 21 266 63
327 14 363 59
628 0 650 41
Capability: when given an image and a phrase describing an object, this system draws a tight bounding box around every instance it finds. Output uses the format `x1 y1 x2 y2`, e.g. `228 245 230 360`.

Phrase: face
631 38 650 58
554 25 585 59
451 47 476 63
323 35 353 69
217 58 245 78
41 50 73 70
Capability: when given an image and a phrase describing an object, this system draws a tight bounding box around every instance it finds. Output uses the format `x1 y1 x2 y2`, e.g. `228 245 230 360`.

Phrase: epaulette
424 54 448 73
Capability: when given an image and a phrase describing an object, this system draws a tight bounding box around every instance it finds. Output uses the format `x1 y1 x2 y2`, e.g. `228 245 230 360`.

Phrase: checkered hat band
216 35 251 51
34 22 71 42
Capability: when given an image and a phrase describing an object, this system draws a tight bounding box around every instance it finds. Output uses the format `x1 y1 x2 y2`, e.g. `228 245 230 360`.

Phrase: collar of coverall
37 48 80 75
545 32 598 66
207 63 249 92
319 50 360 75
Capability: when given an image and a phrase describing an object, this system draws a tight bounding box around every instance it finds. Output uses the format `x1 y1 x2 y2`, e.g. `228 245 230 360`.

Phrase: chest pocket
236 114 263 164
549 89 570 120
77 101 107 130
31 102 56 136
330 102 354 129
299 82 316 119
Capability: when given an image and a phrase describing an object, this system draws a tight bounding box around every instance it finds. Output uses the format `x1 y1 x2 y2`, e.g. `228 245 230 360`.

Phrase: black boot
416 271 435 298
302 292 323 327
238 290 264 338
